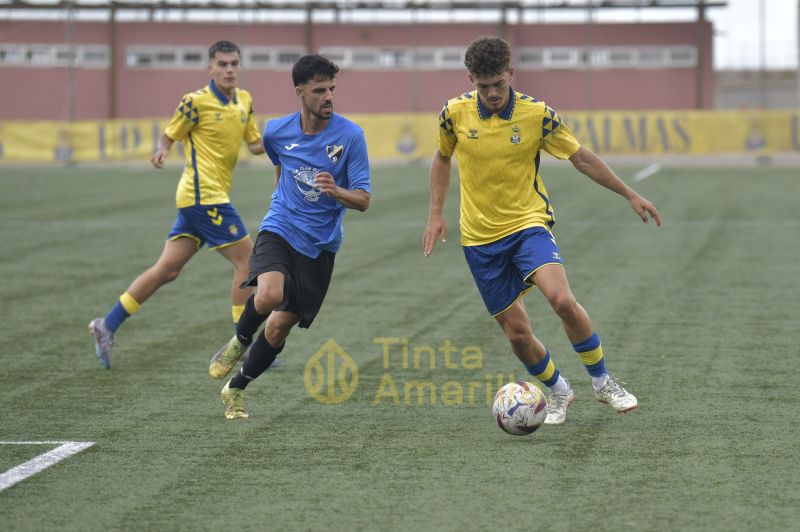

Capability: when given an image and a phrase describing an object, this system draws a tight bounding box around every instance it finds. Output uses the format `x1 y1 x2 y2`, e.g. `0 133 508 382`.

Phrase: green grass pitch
1 161 799 531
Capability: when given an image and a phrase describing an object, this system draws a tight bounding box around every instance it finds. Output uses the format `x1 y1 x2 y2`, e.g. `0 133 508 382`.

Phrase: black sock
235 295 269 346
229 332 284 390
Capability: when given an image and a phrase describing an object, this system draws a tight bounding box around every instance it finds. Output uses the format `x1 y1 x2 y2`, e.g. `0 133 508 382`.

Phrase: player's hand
150 149 169 169
423 214 447 257
629 194 662 226
315 172 340 199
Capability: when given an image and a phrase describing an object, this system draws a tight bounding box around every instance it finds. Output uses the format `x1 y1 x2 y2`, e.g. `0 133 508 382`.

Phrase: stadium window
438 48 464 69
0 47 24 65
606 47 636 68
638 47 666 68
55 48 77 64
378 49 407 68
410 49 435 68
182 50 204 66
82 47 109 67
155 51 177 66
126 50 152 68
351 49 378 68
667 47 697 68
26 47 52 65
247 49 273 68
545 48 579 69
277 50 303 66
517 48 544 69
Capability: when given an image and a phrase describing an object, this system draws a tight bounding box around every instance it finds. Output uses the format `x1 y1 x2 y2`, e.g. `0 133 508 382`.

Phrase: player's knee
504 327 532 350
254 285 283 313
233 256 250 274
152 264 181 284
550 295 578 319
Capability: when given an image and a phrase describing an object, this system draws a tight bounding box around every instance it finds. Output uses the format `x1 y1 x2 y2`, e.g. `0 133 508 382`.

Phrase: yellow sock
119 291 141 315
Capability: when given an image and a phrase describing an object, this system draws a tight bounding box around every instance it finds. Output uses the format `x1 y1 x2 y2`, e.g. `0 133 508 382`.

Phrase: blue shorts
167 203 249 251
463 227 564 316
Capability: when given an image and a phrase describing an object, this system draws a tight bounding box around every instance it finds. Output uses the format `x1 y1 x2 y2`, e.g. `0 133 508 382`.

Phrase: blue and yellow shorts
167 203 249 251
463 226 564 316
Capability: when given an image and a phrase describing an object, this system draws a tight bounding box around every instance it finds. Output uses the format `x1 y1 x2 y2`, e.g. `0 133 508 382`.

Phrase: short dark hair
209 40 240 60
292 54 340 87
464 36 511 78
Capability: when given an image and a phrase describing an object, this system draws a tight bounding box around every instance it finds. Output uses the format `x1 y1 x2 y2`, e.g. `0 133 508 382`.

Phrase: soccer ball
493 381 548 436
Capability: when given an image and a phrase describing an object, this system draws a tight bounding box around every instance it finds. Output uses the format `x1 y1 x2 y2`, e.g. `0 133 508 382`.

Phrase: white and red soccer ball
493 381 548 436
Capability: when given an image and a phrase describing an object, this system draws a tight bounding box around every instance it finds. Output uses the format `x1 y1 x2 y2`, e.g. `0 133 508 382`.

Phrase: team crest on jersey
293 165 323 202
214 112 223 121
467 128 479 140
326 144 344 164
510 125 521 144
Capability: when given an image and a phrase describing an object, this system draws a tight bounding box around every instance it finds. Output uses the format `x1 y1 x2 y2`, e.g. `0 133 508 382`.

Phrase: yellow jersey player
89 40 265 369
423 36 662 425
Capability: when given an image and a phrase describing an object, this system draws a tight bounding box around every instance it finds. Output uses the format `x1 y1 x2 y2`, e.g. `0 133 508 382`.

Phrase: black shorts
241 230 335 329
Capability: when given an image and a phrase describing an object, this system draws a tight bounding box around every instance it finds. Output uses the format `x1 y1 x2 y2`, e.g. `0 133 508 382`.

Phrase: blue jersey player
423 37 661 425
209 55 371 420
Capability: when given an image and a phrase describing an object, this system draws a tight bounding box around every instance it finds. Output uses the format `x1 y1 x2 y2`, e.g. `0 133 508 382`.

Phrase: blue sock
524 351 560 388
104 302 130 332
573 332 607 377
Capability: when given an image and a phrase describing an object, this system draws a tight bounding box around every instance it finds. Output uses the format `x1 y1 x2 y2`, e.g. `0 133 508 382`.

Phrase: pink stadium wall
0 20 713 120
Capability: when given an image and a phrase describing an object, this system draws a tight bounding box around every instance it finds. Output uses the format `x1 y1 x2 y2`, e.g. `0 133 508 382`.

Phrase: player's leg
215 233 254 325
532 264 637 413
464 231 574 424
530 263 593 343
209 269 284 379
230 311 296 392
128 236 199 303
202 203 254 325
209 230 294 379
88 236 198 368
494 298 574 425
218 239 335 419
221 311 298 420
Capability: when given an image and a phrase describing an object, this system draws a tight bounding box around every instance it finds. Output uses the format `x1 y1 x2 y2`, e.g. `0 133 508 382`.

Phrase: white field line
633 163 662 181
0 441 95 492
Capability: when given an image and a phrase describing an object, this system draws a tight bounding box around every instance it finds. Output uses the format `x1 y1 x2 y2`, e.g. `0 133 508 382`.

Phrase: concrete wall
0 20 714 120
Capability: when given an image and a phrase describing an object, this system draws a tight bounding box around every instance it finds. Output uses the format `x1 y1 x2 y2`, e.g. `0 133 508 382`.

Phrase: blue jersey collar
477 87 516 121
209 79 237 105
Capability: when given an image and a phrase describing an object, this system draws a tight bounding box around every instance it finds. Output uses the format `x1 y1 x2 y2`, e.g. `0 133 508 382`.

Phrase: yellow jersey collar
209 79 238 106
477 87 516 121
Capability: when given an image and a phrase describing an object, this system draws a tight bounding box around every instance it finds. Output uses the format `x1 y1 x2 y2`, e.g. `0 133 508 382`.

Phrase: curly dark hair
464 36 511 78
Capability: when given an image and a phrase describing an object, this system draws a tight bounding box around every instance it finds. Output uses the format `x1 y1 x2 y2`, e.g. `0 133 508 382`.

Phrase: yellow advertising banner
1 111 799 163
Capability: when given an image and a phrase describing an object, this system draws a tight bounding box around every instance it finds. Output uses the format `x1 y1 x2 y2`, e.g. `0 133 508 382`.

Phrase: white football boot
594 376 638 413
544 387 575 425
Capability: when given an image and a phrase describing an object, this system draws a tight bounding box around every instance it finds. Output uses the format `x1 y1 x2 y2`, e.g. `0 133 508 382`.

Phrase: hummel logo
284 143 300 150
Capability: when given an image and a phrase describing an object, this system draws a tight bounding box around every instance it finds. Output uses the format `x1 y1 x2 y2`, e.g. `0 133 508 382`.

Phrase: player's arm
150 133 175 169
247 141 265 155
423 149 452 257
314 172 370 211
569 146 662 226
243 98 264 156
